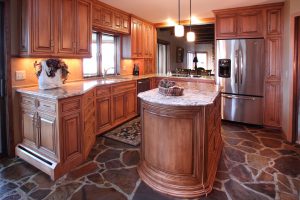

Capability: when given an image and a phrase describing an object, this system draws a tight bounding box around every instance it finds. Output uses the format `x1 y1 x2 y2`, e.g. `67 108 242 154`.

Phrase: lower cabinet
17 81 137 180
264 81 281 127
96 96 112 133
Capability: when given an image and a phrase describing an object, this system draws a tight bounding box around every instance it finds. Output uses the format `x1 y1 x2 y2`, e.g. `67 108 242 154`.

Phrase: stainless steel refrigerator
216 39 265 125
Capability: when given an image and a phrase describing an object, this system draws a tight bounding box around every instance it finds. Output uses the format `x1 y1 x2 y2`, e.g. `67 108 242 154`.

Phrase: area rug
104 117 141 146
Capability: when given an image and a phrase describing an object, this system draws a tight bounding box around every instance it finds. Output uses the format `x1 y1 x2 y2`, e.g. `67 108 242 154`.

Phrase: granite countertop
16 74 215 100
138 82 221 106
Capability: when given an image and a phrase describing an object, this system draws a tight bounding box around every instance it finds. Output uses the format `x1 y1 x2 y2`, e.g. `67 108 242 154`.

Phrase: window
157 41 169 74
83 33 117 77
187 51 208 69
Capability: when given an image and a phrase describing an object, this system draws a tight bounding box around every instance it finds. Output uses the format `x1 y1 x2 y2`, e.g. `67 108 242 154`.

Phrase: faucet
103 67 115 79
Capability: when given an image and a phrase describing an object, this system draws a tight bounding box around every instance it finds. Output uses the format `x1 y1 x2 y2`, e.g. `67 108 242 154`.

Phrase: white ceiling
99 0 284 23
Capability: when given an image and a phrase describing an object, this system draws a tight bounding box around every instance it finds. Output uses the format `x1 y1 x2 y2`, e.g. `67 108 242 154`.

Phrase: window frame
83 32 118 78
186 51 208 69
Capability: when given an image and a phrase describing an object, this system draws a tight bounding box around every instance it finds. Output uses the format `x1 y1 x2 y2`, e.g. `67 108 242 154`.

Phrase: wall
282 0 300 141
157 28 214 73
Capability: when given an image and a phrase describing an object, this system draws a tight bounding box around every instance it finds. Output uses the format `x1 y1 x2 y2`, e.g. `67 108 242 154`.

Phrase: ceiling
98 0 284 23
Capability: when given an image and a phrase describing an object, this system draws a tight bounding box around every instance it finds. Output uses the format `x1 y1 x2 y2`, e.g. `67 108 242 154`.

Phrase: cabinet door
114 12 122 30
38 113 57 160
264 82 281 127
216 14 237 38
267 8 282 35
92 5 102 27
32 0 55 54
96 97 112 132
237 10 263 37
62 112 83 162
112 93 126 123
131 18 143 58
122 14 130 34
76 0 92 56
125 90 137 117
266 37 281 81
101 7 113 28
21 110 36 148
57 0 76 55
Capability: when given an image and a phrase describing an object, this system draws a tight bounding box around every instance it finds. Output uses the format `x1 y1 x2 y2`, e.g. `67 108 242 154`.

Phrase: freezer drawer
221 94 263 125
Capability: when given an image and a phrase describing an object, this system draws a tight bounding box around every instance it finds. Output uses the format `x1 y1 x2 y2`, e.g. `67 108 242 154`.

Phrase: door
216 40 239 94
96 97 111 132
238 39 265 96
126 90 137 117
295 17 300 144
222 94 263 125
57 0 76 55
0 2 6 155
76 0 92 56
32 0 55 54
112 93 126 123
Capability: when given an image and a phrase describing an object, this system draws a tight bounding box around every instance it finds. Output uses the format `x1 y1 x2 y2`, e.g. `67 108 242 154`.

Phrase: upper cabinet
92 1 130 34
122 17 155 59
214 4 283 39
20 0 92 58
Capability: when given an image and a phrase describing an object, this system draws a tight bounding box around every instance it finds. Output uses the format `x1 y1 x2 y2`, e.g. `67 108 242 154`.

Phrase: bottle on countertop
133 63 139 76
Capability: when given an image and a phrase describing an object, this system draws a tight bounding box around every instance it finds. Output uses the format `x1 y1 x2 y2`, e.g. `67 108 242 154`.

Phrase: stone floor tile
260 138 282 148
216 172 230 181
256 171 274 182
104 138 136 149
222 131 259 143
71 185 127 200
122 150 140 166
133 182 174 200
244 183 276 198
278 192 299 200
105 159 125 169
33 172 55 188
20 182 37 193
66 162 98 181
29 189 52 200
241 141 264 150
96 149 122 163
87 173 104 185
0 183 18 197
2 193 21 200
224 180 269 200
246 154 270 170
230 165 253 182
102 168 139 194
45 182 81 200
259 148 279 158
273 156 300 177
223 147 245 163
0 162 38 181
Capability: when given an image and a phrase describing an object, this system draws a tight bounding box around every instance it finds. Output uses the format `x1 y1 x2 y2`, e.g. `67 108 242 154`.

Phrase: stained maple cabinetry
92 1 130 34
20 0 92 57
214 3 283 128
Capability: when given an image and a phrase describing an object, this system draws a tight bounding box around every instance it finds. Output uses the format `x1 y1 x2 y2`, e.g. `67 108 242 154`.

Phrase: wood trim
154 18 215 28
291 13 300 143
4 0 14 156
212 2 284 14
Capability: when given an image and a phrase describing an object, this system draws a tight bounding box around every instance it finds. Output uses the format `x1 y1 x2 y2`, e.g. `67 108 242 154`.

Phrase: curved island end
137 82 223 198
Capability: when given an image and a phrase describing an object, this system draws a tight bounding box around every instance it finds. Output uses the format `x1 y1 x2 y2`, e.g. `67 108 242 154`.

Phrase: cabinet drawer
96 86 111 97
60 98 81 113
112 82 136 94
21 95 35 107
39 100 56 113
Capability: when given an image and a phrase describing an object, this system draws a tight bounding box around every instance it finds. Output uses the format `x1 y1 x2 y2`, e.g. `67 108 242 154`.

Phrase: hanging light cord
189 0 192 31
178 0 180 25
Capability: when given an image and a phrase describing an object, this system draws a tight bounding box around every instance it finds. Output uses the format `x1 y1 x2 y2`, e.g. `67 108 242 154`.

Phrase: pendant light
174 0 184 37
187 0 195 42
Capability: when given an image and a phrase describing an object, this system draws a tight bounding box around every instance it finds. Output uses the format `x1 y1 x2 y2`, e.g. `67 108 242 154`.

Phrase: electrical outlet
16 70 26 81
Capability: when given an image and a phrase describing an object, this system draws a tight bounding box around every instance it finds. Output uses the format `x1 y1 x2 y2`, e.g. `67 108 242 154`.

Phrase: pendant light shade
175 0 184 37
187 0 195 42
187 31 195 42
175 25 184 37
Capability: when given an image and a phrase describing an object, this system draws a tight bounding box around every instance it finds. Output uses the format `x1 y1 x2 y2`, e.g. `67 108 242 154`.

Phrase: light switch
16 70 26 81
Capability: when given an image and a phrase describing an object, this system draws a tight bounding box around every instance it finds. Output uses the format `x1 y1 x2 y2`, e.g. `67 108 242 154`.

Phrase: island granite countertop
138 81 221 106
16 74 215 100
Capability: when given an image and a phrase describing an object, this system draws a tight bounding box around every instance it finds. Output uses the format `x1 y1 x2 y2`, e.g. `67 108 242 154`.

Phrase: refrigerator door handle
240 48 243 85
234 50 239 84
222 94 257 101
0 78 4 98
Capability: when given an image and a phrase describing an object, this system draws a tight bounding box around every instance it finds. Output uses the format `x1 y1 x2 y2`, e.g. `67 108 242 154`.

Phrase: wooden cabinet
267 8 282 35
125 90 137 117
112 93 127 123
264 82 281 127
19 0 92 57
96 97 112 132
215 11 263 38
266 37 281 81
57 0 76 55
92 1 130 34
237 10 263 37
122 17 155 59
215 14 237 38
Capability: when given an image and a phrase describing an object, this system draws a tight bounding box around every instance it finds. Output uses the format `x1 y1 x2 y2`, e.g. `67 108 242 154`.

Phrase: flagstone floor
0 121 299 200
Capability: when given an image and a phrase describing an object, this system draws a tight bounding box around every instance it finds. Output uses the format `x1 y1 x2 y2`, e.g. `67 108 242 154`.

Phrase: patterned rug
104 117 141 146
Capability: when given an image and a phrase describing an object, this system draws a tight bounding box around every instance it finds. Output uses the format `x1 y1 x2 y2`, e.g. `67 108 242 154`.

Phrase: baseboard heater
15 144 58 179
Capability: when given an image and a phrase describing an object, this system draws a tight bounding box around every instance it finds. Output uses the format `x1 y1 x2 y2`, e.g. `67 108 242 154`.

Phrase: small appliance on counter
133 64 139 76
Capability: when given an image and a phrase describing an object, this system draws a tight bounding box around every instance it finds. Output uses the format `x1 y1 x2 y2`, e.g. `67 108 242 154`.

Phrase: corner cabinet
20 0 92 57
92 1 130 34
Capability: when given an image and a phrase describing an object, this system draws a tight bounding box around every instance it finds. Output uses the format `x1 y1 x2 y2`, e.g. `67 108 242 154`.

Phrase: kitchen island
138 82 223 198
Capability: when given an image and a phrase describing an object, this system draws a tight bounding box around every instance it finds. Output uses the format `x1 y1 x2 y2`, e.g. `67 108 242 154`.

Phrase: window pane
187 52 194 69
157 43 167 74
196 53 207 68
101 35 115 75
83 33 98 76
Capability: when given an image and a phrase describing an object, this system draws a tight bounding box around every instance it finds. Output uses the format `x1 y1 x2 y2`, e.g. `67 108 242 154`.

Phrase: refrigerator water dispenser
218 59 231 78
